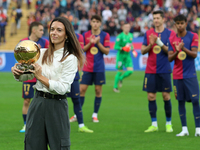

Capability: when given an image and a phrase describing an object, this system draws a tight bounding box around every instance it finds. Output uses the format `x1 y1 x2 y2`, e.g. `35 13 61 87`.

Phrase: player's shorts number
24 84 30 95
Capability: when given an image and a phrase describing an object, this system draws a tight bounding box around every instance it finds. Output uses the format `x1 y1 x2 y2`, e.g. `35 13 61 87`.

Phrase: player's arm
155 33 169 53
83 42 92 52
83 33 93 52
114 35 122 51
168 51 179 62
182 34 199 58
97 33 110 55
182 47 198 58
141 33 155 55
130 35 134 50
97 43 110 55
159 43 168 53
141 44 152 55
168 40 179 62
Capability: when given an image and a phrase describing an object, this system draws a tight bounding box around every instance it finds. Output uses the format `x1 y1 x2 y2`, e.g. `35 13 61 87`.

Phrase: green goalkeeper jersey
114 32 134 53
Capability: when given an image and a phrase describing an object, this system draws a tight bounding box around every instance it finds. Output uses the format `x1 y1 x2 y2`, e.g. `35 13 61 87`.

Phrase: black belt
36 90 66 100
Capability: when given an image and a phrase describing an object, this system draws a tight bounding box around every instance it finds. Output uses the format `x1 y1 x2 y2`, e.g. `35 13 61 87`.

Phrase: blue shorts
67 80 80 98
143 73 172 93
173 77 199 102
22 82 35 99
80 71 105 85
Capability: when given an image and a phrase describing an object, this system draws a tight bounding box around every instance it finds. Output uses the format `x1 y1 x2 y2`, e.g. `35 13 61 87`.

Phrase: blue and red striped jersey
168 31 199 79
143 28 176 74
82 30 110 72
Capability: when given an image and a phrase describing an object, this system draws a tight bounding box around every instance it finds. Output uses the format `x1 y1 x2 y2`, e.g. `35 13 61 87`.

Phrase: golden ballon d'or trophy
14 40 40 74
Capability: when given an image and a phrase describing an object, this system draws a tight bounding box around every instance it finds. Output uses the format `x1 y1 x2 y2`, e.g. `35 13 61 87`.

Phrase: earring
65 38 69 43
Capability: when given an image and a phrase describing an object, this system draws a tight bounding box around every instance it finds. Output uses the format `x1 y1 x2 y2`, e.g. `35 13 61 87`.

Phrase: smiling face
50 21 66 47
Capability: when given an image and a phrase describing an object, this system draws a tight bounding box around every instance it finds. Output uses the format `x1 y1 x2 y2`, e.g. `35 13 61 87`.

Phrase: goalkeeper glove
122 45 131 52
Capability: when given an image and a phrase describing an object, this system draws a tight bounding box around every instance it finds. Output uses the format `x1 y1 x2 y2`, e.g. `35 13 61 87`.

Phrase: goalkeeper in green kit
113 22 137 93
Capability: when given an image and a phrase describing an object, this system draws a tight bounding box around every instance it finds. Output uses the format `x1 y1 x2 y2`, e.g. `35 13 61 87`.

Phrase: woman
11 16 85 150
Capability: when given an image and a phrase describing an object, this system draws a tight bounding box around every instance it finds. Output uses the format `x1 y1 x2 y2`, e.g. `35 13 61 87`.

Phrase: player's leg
68 82 78 123
92 72 105 122
20 82 35 133
92 85 102 123
176 100 189 136
162 92 173 132
143 74 158 132
70 81 93 133
144 92 158 132
185 77 200 136
174 79 189 136
71 97 93 133
118 55 134 87
79 71 92 107
160 73 173 132
113 55 123 92
113 70 122 92
192 100 200 136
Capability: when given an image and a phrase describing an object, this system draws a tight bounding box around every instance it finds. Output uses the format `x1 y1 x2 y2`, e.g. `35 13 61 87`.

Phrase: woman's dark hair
42 17 85 68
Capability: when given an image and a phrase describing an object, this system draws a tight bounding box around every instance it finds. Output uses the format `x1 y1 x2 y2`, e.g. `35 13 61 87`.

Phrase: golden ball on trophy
14 40 40 73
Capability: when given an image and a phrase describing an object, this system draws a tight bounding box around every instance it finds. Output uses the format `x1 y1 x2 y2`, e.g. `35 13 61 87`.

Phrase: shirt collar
54 47 64 58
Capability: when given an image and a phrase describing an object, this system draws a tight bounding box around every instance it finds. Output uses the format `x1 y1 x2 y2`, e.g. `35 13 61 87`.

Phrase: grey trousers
24 92 70 150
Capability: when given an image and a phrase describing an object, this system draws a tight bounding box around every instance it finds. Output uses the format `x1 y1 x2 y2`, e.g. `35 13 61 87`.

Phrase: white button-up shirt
17 48 78 95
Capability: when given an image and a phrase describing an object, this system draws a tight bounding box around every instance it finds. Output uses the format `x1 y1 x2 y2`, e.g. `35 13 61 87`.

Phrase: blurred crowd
30 0 200 37
0 0 200 44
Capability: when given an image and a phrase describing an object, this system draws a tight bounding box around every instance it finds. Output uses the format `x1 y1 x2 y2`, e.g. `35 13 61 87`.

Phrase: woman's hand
11 63 24 78
29 63 42 80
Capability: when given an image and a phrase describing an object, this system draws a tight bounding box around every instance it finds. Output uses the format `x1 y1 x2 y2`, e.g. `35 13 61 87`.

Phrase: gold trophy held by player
14 40 40 74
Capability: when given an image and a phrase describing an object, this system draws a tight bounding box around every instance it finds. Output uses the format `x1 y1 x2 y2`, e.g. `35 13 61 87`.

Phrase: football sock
79 123 84 128
92 113 97 118
152 121 158 127
119 70 133 80
23 114 27 125
72 98 83 124
182 126 188 132
80 96 85 107
149 100 157 125
114 71 122 88
94 97 102 113
178 101 187 126
164 99 172 124
192 100 200 127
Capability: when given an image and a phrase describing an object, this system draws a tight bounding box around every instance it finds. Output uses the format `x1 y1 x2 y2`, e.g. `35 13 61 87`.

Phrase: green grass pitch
0 71 200 150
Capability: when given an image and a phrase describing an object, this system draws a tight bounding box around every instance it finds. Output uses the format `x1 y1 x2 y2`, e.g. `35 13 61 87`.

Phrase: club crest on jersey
178 51 186 60
153 45 161 54
90 47 98 55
